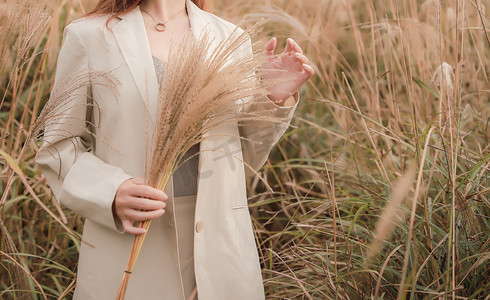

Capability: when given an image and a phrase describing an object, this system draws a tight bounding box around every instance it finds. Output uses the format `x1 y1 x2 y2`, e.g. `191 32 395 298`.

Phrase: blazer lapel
111 0 220 126
112 7 158 125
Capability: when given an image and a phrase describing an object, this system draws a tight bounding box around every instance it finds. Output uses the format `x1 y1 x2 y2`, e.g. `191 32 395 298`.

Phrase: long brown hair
86 0 207 27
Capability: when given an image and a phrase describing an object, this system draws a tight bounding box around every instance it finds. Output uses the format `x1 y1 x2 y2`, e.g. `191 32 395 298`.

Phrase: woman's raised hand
113 177 167 235
261 37 315 106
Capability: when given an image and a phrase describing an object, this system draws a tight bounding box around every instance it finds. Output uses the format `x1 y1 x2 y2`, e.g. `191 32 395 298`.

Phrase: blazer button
195 221 204 233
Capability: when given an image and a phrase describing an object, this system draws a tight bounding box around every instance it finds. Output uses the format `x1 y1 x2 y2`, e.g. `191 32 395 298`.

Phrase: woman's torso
64 4 265 298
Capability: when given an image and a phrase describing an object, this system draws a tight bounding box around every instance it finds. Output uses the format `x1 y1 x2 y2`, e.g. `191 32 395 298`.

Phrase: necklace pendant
155 23 166 32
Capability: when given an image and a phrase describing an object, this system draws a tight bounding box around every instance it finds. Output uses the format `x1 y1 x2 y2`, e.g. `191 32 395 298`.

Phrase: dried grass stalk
116 20 289 298
31 64 121 154
0 217 33 300
0 0 53 93
365 161 416 262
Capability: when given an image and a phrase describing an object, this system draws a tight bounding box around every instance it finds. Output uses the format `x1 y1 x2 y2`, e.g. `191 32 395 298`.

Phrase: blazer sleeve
34 24 133 234
238 36 300 178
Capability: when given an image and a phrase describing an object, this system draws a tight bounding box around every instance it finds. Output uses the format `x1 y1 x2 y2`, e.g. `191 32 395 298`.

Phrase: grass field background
1 0 489 298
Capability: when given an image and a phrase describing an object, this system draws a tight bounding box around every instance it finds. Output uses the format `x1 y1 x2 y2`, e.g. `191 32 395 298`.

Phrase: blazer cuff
59 152 134 234
262 90 300 120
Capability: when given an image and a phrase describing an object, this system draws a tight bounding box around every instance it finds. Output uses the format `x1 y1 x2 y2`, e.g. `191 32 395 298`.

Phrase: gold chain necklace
140 7 186 32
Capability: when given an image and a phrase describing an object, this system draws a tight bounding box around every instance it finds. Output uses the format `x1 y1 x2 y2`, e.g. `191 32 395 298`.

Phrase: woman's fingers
263 37 277 64
114 176 169 235
128 177 167 201
119 202 166 235
302 63 315 77
131 184 167 202
288 38 303 54
284 38 303 54
121 219 147 235
264 37 277 55
129 197 166 210
131 176 145 185
284 38 293 53
124 208 165 222
293 52 308 64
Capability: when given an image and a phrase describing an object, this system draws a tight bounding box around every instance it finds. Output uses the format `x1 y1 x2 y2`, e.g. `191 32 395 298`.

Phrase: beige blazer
35 0 299 299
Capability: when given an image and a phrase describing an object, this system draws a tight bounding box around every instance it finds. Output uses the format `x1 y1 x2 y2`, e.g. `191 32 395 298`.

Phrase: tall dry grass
1 0 489 299
215 0 488 298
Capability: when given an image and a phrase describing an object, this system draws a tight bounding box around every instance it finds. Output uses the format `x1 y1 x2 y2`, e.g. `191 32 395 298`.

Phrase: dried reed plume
0 0 52 98
365 161 416 263
31 64 121 155
431 62 455 125
116 20 289 298
0 217 33 300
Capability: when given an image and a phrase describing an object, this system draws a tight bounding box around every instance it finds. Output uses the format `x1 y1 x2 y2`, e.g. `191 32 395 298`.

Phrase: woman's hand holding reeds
262 37 314 105
113 177 167 235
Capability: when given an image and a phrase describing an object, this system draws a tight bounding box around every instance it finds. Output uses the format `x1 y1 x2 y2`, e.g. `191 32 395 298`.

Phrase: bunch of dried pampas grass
116 20 292 299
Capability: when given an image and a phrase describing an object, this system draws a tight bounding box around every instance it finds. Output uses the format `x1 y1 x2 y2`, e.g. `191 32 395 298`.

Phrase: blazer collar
111 0 220 125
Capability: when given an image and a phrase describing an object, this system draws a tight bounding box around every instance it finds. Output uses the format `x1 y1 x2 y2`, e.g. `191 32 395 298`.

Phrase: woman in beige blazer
35 0 313 299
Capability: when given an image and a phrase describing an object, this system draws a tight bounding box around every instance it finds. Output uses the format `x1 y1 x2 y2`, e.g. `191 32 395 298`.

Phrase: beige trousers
174 194 197 299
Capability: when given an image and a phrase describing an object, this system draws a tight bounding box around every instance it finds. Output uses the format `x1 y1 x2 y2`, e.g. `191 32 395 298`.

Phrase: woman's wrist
266 90 298 107
266 90 299 107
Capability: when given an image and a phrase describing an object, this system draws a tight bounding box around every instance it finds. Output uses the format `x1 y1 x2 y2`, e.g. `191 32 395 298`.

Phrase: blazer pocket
231 207 250 217
230 203 248 211
230 193 249 211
